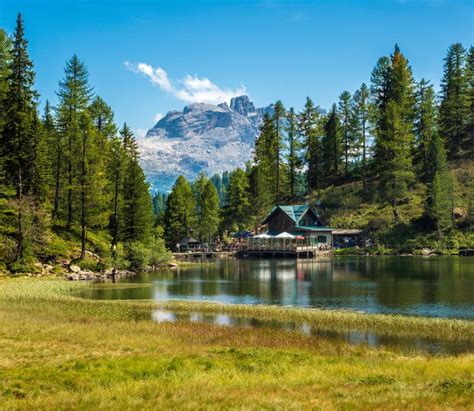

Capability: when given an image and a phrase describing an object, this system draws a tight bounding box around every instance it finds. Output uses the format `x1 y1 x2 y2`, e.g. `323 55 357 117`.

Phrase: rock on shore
64 266 137 281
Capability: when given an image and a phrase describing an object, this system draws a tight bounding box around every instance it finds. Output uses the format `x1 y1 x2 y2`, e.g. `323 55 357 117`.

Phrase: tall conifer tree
414 79 438 182
321 104 342 184
164 176 195 247
439 43 469 159
338 91 353 177
285 107 301 199
352 83 371 195
298 97 321 193
375 45 416 220
272 100 285 204
56 55 93 228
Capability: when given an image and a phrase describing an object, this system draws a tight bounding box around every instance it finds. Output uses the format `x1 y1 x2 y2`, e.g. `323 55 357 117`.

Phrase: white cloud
124 61 246 105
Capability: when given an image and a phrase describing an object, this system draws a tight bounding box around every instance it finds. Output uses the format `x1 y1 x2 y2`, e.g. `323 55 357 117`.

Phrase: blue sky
0 0 472 136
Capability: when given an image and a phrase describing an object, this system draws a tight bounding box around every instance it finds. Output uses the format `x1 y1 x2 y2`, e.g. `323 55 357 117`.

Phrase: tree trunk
362 118 367 196
52 147 61 218
392 198 400 222
276 123 280 205
112 167 120 252
16 169 24 261
80 127 87 260
66 133 73 230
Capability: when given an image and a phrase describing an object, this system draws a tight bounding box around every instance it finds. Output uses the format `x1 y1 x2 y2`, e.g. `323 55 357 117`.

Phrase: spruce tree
298 97 321 193
2 14 37 194
254 113 277 206
338 91 353 177
321 104 342 184
78 112 109 259
43 100 62 216
376 45 416 220
414 79 438 182
107 135 126 251
439 43 469 159
0 29 11 137
121 122 139 158
370 56 392 171
465 46 474 154
2 14 38 259
198 180 220 242
163 176 195 247
352 83 371 195
285 107 301 199
30 113 50 204
56 55 93 228
272 100 285 204
223 168 251 233
428 134 453 237
121 149 153 244
193 173 219 242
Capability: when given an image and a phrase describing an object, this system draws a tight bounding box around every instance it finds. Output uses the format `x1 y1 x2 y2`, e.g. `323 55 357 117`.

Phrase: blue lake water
79 256 474 320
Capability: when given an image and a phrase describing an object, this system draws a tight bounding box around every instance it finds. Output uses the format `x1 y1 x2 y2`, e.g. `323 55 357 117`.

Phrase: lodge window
317 235 327 243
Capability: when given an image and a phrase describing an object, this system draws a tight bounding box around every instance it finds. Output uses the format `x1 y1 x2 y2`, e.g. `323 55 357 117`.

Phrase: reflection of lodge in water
237 205 334 259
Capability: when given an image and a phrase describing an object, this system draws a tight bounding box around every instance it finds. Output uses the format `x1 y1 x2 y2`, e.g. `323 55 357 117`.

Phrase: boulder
69 265 81 273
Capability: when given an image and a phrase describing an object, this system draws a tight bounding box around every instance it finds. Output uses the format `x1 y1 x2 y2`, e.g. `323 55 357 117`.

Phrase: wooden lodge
237 205 333 259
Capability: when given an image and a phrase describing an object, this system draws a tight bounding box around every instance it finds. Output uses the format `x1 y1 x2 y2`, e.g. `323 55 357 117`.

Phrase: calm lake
80 256 474 319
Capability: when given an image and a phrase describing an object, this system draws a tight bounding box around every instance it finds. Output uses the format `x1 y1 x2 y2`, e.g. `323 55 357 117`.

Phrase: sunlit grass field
0 277 473 410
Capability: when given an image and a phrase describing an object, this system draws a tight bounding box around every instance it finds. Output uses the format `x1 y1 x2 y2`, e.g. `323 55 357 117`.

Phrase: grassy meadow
0 277 473 410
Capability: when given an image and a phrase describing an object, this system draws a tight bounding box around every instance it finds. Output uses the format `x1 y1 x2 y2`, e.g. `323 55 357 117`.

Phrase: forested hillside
0 15 169 273
162 43 473 253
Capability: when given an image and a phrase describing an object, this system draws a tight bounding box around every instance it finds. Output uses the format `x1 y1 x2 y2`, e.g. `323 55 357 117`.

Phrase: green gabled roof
294 225 333 232
262 205 317 225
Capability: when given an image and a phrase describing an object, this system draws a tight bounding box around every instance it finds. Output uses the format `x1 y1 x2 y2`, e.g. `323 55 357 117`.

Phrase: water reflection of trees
88 257 474 318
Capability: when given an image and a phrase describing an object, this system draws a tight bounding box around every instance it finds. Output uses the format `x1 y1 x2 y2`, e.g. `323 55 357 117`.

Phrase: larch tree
163 175 195 248
285 107 301 199
338 90 353 177
223 168 251 233
121 133 153 245
428 133 453 237
0 29 11 138
2 14 38 260
253 113 277 208
465 46 474 155
298 97 321 193
200 180 220 242
351 83 371 195
414 79 438 182
375 45 416 221
43 100 62 216
439 43 469 159
56 54 93 229
272 100 286 204
321 103 342 185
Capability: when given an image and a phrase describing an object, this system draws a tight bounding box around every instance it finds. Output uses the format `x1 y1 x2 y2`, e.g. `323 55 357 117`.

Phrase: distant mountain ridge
138 95 274 192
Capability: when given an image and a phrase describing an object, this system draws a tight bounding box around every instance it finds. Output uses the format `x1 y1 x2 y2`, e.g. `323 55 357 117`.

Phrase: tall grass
0 277 473 410
1 277 472 342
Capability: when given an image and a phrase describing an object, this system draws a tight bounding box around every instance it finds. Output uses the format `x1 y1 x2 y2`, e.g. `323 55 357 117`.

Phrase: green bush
125 242 151 272
149 236 172 267
76 258 100 272
8 259 41 274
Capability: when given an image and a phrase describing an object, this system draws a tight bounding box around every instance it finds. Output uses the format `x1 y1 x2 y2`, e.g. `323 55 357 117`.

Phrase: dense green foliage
0 15 164 272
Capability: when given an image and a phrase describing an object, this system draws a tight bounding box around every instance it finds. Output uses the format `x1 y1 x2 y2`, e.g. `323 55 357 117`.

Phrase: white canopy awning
275 232 295 239
252 233 272 239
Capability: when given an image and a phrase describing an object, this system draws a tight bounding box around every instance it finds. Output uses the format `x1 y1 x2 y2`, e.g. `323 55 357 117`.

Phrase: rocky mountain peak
230 95 256 116
139 96 274 192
